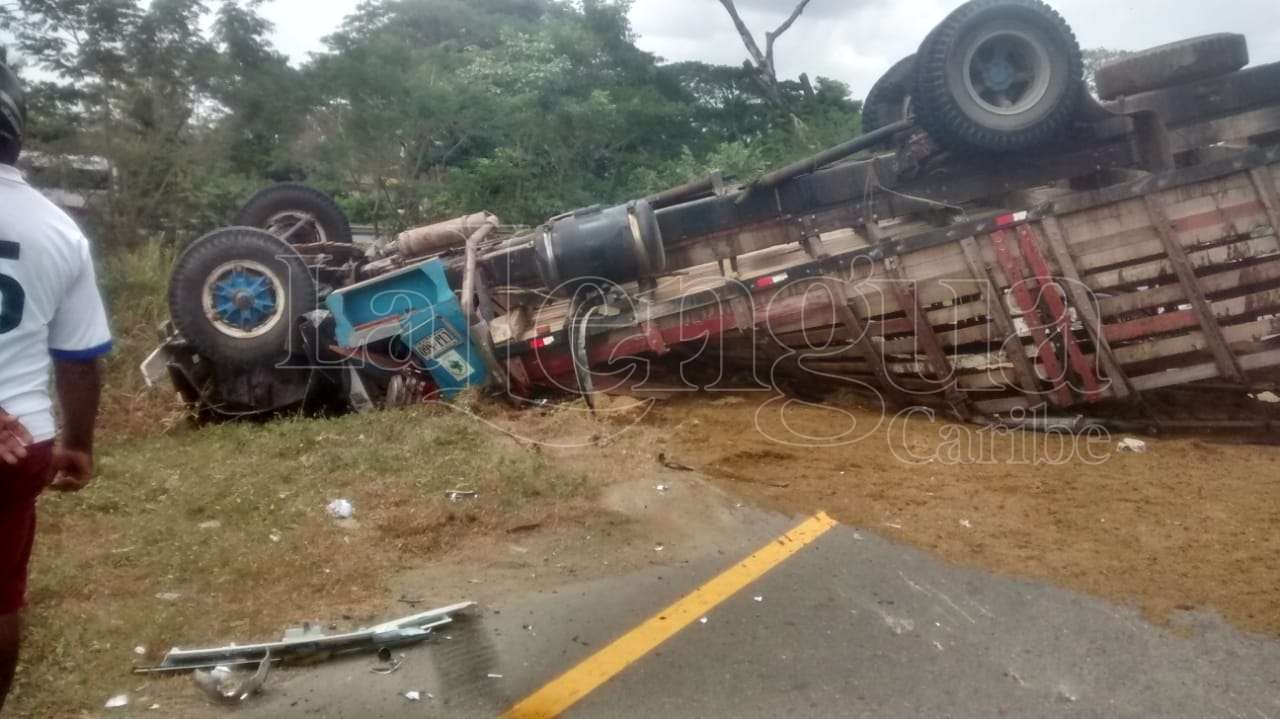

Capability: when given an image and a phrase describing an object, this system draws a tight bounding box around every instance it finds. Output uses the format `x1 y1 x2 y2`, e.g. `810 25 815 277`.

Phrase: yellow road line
503 512 839 719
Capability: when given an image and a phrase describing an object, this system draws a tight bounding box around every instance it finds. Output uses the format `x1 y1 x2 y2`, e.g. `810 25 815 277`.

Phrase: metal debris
138 602 476 673
193 654 272 704
326 498 354 518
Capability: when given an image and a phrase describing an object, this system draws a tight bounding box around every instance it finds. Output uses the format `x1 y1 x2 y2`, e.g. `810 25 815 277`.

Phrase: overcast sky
261 0 1280 97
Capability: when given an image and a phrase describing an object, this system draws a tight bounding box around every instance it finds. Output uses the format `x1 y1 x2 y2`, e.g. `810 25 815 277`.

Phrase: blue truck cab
324 259 488 397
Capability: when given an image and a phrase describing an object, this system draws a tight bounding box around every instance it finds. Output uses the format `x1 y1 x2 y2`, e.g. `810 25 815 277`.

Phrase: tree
715 0 813 113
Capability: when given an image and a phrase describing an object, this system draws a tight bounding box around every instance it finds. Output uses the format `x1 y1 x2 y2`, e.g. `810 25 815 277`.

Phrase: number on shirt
0 240 24 334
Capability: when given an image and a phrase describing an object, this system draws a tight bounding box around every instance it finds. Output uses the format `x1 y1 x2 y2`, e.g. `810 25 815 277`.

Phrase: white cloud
263 0 1280 99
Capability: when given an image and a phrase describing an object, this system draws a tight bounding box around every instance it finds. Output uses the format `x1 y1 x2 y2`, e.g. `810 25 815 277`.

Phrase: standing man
0 61 111 712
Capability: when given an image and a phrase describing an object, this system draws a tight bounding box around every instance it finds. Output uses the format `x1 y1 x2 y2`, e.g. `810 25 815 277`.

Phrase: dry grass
9 406 592 717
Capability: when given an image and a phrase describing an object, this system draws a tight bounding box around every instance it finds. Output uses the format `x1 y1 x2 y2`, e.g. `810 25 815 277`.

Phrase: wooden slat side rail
1037 217 1133 399
989 229 1073 407
816 276 908 406
1143 194 1246 383
956 236 1043 400
1015 224 1103 401
881 255 968 410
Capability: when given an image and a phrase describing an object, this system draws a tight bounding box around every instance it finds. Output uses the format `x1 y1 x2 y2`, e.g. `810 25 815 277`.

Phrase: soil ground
642 391 1280 637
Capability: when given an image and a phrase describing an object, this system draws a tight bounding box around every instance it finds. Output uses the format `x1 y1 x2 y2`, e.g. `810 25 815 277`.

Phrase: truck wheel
235 183 353 246
1094 34 1248 101
912 0 1083 152
168 227 318 367
862 55 916 134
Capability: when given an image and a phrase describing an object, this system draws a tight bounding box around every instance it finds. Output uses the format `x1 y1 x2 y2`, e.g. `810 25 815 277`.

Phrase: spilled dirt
639 391 1280 637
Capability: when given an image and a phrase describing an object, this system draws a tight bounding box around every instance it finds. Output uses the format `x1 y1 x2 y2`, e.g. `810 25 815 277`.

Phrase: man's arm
50 358 102 491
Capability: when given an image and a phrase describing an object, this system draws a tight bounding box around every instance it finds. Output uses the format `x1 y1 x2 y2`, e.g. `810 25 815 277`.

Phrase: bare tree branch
765 0 813 76
716 0 767 70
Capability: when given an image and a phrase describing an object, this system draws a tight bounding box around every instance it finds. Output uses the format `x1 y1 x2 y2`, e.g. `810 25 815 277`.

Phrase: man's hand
0 410 33 465
50 447 93 492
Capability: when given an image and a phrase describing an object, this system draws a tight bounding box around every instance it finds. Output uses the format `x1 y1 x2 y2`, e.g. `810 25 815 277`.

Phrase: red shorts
0 441 53 615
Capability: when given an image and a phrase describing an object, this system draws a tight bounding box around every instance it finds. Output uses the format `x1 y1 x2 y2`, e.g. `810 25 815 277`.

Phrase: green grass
11 406 590 716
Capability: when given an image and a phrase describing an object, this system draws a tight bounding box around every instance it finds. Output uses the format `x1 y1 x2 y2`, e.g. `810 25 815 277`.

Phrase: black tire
1094 34 1248 101
862 55 916 134
912 0 1083 153
168 227 318 368
235 183 353 246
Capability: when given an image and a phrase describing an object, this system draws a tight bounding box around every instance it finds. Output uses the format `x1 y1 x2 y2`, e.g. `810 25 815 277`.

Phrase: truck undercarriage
146 0 1280 431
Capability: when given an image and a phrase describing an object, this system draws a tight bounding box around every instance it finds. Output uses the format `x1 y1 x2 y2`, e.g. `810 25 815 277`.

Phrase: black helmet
0 61 25 149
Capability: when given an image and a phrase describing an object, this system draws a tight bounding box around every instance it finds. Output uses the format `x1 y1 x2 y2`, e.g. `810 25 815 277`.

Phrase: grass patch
95 238 189 441
9 406 590 717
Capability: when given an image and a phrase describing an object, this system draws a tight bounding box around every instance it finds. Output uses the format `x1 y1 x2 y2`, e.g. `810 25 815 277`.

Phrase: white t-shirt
0 163 113 443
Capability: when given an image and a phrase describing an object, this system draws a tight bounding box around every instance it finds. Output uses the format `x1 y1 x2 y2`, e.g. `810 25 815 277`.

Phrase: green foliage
5 0 864 238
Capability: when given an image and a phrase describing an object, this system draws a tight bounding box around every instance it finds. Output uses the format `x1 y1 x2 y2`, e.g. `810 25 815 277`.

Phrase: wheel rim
265 211 327 245
962 29 1051 116
201 260 286 339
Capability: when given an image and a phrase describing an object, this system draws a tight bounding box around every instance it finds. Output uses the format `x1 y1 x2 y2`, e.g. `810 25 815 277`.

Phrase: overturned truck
147 0 1280 428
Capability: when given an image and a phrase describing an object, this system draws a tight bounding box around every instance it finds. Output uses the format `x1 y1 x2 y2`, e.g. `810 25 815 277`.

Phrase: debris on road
326 498 354 519
753 596 763 602
104 694 129 709
403 690 422 702
655 483 670 493
137 602 476 673
487 673 504 679
193 655 272 705
1117 438 1149 454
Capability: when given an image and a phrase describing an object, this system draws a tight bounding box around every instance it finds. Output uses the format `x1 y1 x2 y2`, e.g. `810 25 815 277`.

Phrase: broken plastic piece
326 499 354 518
1117 437 1149 453
193 654 272 705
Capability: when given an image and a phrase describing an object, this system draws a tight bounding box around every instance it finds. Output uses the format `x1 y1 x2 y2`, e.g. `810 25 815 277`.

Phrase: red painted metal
990 229 1074 406
1015 224 1103 401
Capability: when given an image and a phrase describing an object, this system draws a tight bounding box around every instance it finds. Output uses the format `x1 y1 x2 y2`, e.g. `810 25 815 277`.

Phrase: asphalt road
244 513 1280 718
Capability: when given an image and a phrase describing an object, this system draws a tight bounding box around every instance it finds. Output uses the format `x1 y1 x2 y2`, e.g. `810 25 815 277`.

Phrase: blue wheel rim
209 265 279 333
